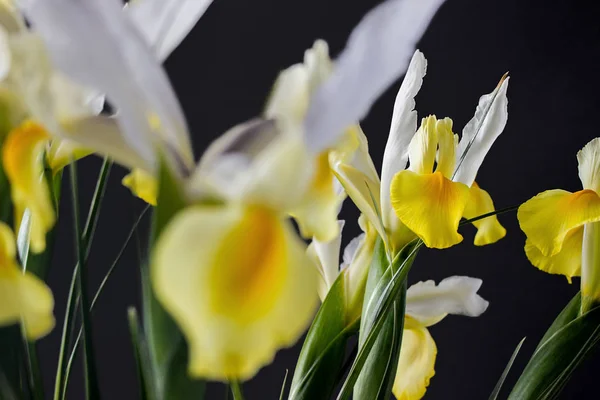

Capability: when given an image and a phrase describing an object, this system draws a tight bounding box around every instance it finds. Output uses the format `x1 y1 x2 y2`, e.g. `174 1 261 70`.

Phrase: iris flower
309 222 489 400
518 137 600 308
24 0 449 380
332 50 509 254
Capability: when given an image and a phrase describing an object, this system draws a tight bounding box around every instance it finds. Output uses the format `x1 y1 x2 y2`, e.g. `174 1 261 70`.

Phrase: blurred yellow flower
0 221 54 340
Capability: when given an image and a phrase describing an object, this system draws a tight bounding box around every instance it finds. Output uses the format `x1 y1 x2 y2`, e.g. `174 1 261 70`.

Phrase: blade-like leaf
336 241 421 400
354 239 410 400
509 294 600 400
289 273 357 400
489 337 526 400
128 307 158 400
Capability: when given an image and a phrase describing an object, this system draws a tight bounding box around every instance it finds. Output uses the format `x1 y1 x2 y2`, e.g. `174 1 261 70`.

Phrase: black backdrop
38 0 600 398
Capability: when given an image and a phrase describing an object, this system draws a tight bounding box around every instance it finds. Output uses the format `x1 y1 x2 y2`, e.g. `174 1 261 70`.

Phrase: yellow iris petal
392 317 437 400
46 139 93 174
518 189 600 257
122 169 157 206
524 226 582 283
390 170 470 249
152 204 318 381
292 152 344 242
463 183 506 246
0 222 54 340
2 120 55 253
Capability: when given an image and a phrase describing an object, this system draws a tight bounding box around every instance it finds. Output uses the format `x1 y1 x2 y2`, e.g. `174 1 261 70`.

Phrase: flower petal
524 228 582 283
0 222 54 340
462 182 506 246
46 139 93 174
307 220 344 300
577 137 600 192
406 276 489 327
152 204 318 380
2 120 54 253
392 320 437 400
380 51 426 222
303 0 446 154
453 75 509 186
518 189 600 257
26 0 193 169
122 168 157 206
390 170 470 249
127 0 214 61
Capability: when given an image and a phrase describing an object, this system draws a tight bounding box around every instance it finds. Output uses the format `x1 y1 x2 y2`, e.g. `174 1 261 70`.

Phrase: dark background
37 0 600 398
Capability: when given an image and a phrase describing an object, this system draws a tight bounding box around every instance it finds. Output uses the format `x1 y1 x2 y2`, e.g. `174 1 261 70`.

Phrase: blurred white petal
308 220 345 299
341 232 364 270
304 0 446 154
380 51 426 224
127 0 214 61
25 0 193 170
453 76 509 186
406 276 489 327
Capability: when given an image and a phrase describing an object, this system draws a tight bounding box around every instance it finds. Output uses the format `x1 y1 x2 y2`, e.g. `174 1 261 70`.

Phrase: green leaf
128 307 158 400
354 239 410 400
229 381 244 400
288 272 357 400
336 240 421 400
489 337 526 400
143 153 204 400
509 293 600 400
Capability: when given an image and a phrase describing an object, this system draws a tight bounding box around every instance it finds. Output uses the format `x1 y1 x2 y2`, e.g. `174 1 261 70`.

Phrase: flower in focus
392 277 489 400
333 50 509 254
518 137 600 307
0 221 54 339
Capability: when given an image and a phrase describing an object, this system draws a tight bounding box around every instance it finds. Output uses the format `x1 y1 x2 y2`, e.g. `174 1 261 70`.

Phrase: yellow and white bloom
518 137 600 308
393 276 489 400
0 221 54 340
333 51 509 254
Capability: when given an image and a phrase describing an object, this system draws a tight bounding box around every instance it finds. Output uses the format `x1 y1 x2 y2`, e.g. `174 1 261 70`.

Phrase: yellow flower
153 123 319 381
0 221 54 340
122 168 157 206
518 137 600 305
2 120 54 253
393 277 488 400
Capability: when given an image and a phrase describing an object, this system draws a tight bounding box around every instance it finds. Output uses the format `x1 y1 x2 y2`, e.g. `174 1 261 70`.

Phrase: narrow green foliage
279 370 289 400
289 274 357 400
489 338 526 400
354 239 411 400
509 293 600 400
230 381 244 400
336 241 421 400
128 307 158 400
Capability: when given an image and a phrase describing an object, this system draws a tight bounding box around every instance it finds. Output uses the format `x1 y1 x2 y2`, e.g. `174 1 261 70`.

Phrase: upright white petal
577 137 600 193
380 50 427 230
126 0 214 62
341 232 365 270
25 0 192 171
406 276 489 327
303 0 446 154
453 76 509 186
309 220 345 299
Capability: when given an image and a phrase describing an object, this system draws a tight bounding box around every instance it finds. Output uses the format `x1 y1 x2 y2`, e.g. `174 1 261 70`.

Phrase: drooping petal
122 168 157 206
26 0 193 170
462 182 506 246
303 0 447 154
127 0 214 61
577 137 600 193
581 221 600 302
380 51 426 217
406 276 489 327
2 120 54 253
152 204 318 380
307 220 344 300
0 222 54 340
524 228 582 283
453 75 509 186
392 318 437 400
46 139 93 174
517 189 600 257
390 170 470 249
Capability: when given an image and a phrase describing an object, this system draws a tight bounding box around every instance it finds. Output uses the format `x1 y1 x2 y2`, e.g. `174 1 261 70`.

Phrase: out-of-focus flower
392 277 489 400
518 138 600 307
0 221 54 340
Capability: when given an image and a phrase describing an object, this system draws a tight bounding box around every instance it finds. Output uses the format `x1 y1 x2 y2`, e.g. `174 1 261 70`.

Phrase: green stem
69 161 100 400
230 381 245 400
53 159 111 400
460 204 519 226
